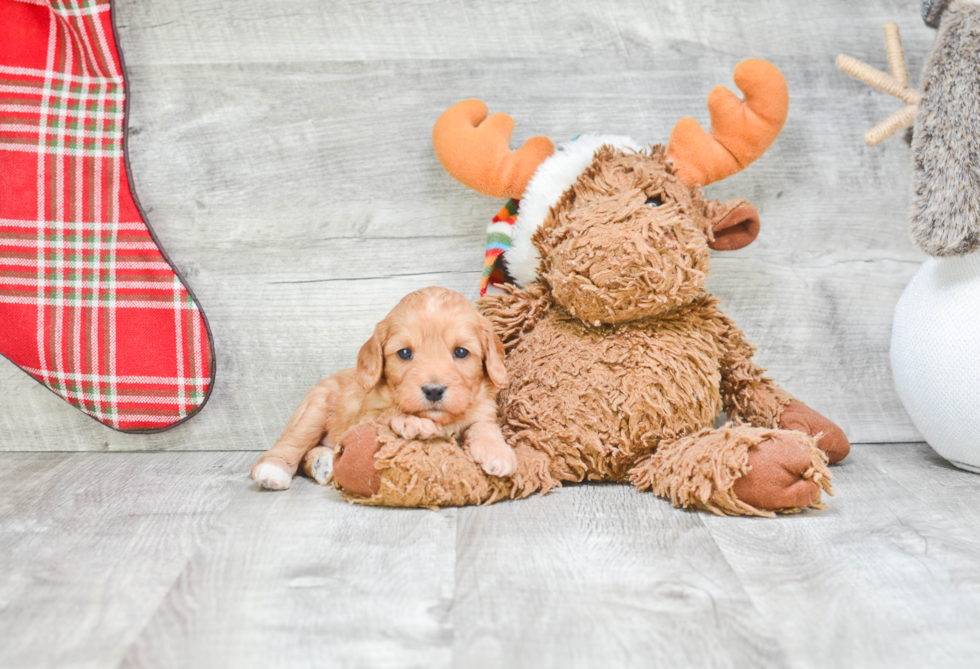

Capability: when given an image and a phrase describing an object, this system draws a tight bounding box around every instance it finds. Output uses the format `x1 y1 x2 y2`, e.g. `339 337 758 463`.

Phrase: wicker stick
883 22 908 87
836 54 920 105
837 22 921 146
864 104 917 146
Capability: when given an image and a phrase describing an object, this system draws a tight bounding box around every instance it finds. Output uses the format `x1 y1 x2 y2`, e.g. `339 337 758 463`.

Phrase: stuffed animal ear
355 320 387 389
477 315 508 389
706 199 760 251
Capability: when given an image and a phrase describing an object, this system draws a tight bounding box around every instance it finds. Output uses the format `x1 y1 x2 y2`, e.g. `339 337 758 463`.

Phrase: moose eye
397 348 413 360
645 195 664 207
453 347 470 360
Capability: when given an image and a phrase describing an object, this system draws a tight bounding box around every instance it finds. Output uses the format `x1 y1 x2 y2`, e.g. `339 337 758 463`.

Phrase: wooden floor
0 443 978 668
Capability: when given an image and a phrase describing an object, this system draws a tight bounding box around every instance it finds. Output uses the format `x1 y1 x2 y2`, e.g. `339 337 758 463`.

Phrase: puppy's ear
705 199 760 251
477 315 508 389
355 320 387 389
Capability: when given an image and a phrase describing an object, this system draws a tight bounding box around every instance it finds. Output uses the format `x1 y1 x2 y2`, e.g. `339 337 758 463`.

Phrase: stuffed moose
331 59 850 516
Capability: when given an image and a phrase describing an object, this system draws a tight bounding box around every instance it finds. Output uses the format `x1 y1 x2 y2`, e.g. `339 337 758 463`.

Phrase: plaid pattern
482 199 519 296
0 0 214 431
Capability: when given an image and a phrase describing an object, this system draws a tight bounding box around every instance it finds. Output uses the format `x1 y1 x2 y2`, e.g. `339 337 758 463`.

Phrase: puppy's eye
645 195 664 207
453 347 470 360
397 348 413 361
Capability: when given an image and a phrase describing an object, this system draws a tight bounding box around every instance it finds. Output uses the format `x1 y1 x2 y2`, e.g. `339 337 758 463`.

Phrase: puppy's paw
252 462 292 491
311 451 333 485
466 431 518 477
389 414 441 440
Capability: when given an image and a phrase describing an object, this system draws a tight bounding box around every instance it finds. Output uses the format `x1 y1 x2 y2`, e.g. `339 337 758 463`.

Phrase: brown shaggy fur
334 145 849 516
346 425 558 508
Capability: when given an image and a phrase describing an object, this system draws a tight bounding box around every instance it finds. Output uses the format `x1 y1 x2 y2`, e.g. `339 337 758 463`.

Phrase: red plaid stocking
0 0 214 432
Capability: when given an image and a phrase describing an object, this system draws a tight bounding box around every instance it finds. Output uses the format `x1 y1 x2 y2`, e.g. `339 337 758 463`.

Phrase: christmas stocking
0 0 214 432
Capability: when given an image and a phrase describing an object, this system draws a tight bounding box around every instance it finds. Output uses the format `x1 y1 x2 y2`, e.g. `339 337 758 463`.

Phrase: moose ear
707 199 760 251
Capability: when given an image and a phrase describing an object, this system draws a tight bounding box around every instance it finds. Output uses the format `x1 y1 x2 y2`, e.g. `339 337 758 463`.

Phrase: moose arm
713 310 794 428
478 282 554 352
713 308 850 463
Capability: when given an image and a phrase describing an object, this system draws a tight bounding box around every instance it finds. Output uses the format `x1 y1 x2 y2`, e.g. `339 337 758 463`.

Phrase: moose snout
422 383 446 402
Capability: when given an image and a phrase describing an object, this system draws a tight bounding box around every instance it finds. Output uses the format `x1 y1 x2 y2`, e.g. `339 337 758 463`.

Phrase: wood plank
111 0 934 65
0 451 252 669
451 484 788 668
2 445 978 666
701 448 980 667
119 476 457 669
860 442 980 531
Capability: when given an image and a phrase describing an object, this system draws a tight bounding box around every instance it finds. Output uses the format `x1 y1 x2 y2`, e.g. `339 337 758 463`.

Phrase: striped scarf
481 199 519 296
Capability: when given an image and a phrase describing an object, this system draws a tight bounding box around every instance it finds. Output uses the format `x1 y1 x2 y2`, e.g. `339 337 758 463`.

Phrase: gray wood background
0 0 935 450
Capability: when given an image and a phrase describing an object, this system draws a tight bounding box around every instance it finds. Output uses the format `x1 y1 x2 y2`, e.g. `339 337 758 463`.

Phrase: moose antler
836 22 921 146
666 59 789 188
432 100 554 199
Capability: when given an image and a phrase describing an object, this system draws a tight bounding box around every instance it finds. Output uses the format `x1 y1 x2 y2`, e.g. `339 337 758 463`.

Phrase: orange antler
432 99 554 199
666 59 789 187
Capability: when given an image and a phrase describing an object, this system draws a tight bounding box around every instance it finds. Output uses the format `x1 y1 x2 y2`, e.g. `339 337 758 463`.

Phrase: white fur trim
504 134 642 286
253 462 292 490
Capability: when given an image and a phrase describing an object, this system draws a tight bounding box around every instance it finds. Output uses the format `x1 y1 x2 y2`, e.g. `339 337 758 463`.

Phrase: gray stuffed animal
910 0 980 255
837 2 980 473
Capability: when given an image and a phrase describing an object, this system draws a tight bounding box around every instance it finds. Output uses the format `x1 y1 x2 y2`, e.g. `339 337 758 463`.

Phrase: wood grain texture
861 442 980 537
701 448 980 667
0 0 935 449
0 451 252 669
119 475 457 669
452 484 789 668
3 446 979 667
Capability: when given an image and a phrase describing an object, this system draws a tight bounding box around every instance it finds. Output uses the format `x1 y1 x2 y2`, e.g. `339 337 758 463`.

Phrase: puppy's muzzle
422 383 446 403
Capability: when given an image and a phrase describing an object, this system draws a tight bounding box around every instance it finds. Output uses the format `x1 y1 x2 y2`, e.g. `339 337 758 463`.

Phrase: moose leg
250 380 337 490
332 424 558 507
628 425 832 518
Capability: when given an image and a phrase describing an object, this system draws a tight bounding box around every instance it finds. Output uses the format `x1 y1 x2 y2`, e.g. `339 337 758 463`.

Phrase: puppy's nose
422 384 446 403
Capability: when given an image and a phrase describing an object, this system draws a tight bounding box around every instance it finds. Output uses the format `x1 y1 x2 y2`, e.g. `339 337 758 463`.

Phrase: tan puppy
251 287 516 490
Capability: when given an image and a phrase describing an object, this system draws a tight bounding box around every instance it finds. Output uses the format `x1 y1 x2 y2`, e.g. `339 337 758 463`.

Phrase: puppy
250 287 517 490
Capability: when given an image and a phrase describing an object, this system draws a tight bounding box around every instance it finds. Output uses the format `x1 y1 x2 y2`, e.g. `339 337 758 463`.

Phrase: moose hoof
733 435 820 510
779 401 850 464
333 424 383 497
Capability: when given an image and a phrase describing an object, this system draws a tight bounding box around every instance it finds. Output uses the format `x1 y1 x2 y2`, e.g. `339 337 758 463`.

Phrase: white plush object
504 134 642 286
891 252 980 472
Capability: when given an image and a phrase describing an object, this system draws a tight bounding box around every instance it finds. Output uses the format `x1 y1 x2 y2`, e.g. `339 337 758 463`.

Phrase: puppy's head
355 287 506 425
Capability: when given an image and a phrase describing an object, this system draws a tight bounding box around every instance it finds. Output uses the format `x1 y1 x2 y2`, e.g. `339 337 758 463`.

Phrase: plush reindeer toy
332 59 850 516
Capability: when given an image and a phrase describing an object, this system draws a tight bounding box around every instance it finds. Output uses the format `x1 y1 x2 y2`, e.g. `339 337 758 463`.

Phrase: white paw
389 415 441 440
311 452 333 485
253 463 291 490
467 437 518 477
480 450 518 477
